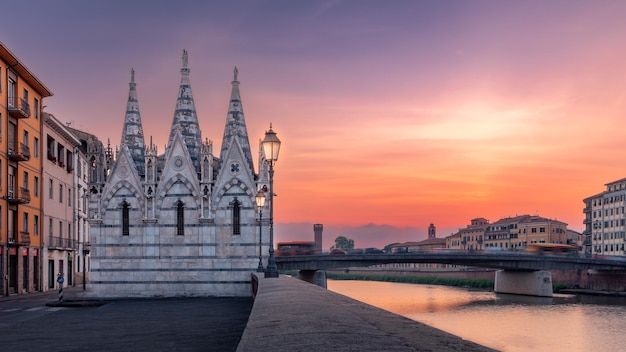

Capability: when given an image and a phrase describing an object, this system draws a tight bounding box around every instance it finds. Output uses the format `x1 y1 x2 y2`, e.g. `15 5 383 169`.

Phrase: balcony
48 236 78 250
8 143 31 161
18 232 30 246
8 187 30 204
7 231 30 246
8 97 30 118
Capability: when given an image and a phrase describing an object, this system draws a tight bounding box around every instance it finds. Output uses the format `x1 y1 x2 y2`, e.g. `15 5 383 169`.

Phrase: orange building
0 41 52 296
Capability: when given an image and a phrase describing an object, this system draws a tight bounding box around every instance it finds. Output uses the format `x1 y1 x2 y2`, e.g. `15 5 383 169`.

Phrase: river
327 279 626 352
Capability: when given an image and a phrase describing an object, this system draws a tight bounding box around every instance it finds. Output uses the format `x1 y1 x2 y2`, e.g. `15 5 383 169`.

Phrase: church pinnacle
166 49 203 171
219 66 254 173
120 68 146 174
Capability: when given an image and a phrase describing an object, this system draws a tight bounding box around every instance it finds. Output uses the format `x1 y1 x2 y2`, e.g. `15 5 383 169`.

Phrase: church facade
87 51 270 297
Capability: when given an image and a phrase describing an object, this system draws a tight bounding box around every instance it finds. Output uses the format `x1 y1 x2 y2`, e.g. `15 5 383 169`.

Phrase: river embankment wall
332 267 626 291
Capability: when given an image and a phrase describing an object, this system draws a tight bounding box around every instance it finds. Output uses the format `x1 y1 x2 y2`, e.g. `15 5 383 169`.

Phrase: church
86 50 271 297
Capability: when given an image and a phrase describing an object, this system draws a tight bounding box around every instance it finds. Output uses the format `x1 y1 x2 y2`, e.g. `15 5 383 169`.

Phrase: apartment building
448 215 572 252
583 178 626 257
42 112 80 291
0 41 52 295
66 125 98 287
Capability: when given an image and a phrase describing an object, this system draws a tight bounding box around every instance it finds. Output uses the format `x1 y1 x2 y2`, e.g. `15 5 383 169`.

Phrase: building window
23 213 29 233
176 200 184 236
68 189 71 207
8 79 15 107
49 179 53 199
122 200 129 236
47 136 56 162
34 176 39 197
34 215 39 236
34 137 39 158
59 184 63 203
34 98 39 120
23 171 28 190
531 228 537 233
49 218 53 237
232 198 241 235
59 221 63 238
540 227 545 233
24 130 29 147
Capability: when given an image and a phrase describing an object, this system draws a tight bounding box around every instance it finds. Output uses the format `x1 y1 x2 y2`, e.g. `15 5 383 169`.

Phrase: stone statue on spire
182 49 188 68
234 66 239 81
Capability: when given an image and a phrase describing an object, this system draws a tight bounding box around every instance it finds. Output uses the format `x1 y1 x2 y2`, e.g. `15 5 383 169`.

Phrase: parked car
365 247 384 254
348 248 364 255
330 248 347 255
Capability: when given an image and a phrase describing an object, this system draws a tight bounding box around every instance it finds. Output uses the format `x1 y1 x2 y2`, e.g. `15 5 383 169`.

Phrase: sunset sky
4 1 626 248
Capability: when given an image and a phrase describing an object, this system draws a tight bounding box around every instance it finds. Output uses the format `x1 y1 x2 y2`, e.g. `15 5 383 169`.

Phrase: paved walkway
0 287 253 352
238 275 497 352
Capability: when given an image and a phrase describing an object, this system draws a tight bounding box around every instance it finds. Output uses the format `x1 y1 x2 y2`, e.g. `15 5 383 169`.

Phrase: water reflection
328 280 626 352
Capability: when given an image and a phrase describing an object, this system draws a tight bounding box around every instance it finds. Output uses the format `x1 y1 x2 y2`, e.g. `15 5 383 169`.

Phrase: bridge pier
297 270 327 288
494 270 553 297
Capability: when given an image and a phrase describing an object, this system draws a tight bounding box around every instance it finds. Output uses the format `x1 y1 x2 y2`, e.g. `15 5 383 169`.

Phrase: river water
327 280 626 352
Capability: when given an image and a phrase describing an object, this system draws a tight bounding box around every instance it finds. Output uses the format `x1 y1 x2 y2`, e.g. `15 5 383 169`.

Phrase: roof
0 41 52 97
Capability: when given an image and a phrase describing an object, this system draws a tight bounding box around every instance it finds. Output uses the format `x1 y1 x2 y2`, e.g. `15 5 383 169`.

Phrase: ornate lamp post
261 124 281 278
255 191 266 272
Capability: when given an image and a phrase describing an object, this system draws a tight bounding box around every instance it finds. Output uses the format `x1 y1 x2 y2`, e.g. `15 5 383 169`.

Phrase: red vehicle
275 241 316 256
330 248 347 255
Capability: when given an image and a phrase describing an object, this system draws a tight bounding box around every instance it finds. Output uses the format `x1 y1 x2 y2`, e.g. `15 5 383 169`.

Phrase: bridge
276 252 626 297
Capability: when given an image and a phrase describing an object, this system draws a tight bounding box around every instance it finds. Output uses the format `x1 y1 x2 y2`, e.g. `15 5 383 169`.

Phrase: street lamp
261 124 281 278
255 191 266 272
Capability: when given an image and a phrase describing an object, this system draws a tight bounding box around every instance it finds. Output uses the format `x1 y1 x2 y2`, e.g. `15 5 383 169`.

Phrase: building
66 126 102 287
42 112 81 290
583 178 626 256
447 215 571 252
449 217 489 251
0 41 52 296
87 51 271 297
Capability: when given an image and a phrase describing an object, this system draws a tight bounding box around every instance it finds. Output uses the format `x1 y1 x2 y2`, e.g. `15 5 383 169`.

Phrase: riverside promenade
238 274 496 352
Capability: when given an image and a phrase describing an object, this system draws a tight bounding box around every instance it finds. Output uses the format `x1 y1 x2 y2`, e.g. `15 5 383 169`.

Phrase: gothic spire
120 68 146 174
166 49 202 171
219 66 254 173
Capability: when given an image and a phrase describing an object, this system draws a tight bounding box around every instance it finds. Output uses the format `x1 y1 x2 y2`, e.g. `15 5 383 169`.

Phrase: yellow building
484 215 569 250
0 41 52 296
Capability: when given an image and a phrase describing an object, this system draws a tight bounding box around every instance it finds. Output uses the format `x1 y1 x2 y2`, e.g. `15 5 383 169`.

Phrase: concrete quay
238 274 496 352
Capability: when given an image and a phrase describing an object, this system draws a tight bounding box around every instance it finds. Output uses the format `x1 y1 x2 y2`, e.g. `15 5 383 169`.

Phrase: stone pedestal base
297 270 327 288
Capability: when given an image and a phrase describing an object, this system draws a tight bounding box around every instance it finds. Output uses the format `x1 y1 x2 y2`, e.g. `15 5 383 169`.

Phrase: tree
332 236 355 251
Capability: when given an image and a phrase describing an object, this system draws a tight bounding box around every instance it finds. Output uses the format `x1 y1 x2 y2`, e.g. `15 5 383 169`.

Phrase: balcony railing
8 143 31 161
8 96 30 118
8 187 30 204
18 231 31 246
48 236 78 250
7 231 30 246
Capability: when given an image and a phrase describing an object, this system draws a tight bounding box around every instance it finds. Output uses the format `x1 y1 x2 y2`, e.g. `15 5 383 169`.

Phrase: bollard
56 273 65 303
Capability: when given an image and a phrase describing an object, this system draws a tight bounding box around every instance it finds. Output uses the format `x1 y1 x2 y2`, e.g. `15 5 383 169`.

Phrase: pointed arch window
176 200 184 236
122 200 130 236
232 198 241 235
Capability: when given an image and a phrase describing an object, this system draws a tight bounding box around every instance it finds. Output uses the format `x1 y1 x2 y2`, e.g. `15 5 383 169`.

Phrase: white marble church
86 51 271 297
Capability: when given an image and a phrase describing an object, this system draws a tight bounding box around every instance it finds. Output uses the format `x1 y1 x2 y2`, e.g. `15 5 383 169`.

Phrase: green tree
332 236 355 251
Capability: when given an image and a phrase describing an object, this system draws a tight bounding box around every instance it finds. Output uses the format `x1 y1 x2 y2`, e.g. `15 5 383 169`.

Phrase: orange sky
4 1 626 244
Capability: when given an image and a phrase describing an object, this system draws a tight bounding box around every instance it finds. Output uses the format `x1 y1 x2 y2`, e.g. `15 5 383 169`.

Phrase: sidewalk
0 285 87 303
